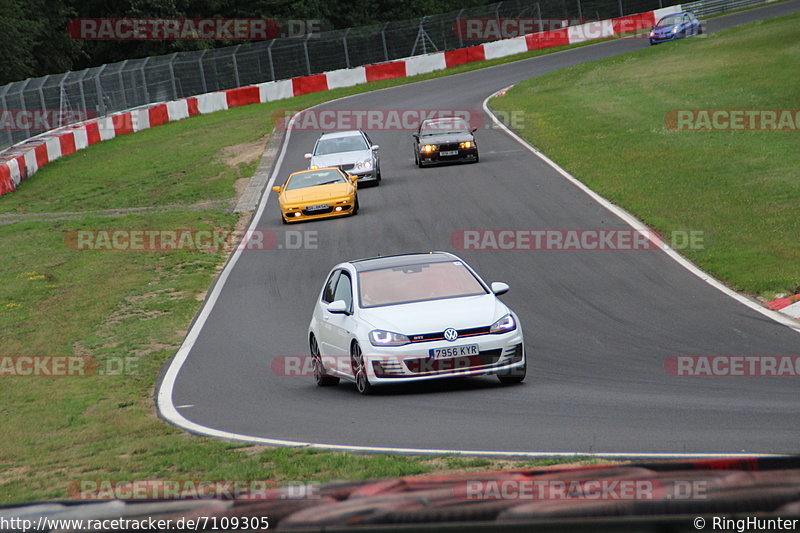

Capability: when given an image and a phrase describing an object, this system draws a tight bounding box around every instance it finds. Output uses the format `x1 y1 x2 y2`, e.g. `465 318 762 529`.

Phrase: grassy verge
490 13 800 298
0 36 624 504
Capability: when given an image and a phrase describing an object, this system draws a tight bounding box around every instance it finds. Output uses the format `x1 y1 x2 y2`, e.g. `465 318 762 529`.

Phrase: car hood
281 183 352 204
418 133 473 145
311 151 372 168
358 293 508 335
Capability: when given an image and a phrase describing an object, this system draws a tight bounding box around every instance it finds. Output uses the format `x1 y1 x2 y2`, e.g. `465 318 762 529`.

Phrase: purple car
649 12 702 44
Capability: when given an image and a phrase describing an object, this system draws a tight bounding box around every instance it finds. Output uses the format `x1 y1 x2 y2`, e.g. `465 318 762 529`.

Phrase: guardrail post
0 87 12 149
116 60 127 110
76 70 88 118
343 28 351 69
140 57 150 104
536 2 543 31
381 23 389 61
232 45 242 88
267 40 276 81
168 53 179 99
95 64 107 116
37 77 48 127
198 50 208 94
455 9 465 48
18 78 32 140
303 34 313 75
577 0 583 20
618 0 624 17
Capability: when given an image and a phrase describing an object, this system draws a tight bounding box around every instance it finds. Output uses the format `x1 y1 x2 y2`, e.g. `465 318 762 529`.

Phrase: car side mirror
327 300 349 314
304 153 312 159
471 127 478 133
272 186 281 193
412 134 419 140
491 282 509 296
371 144 379 151
349 175 358 183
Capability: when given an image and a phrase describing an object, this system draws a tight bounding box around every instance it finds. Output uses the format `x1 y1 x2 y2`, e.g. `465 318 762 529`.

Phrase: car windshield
420 118 470 136
656 14 683 27
358 260 488 308
285 169 345 190
314 135 368 155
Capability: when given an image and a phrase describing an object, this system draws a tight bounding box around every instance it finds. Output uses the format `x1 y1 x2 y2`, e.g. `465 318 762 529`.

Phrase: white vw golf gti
307 252 526 394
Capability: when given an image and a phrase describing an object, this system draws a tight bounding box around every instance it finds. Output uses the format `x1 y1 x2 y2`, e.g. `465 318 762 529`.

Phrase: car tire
351 197 359 216
375 168 382 183
414 151 421 168
497 358 526 385
281 213 288 225
311 335 339 387
474 152 480 163
351 342 372 395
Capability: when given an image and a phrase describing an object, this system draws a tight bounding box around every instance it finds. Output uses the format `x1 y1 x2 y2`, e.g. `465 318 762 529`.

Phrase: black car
413 117 479 167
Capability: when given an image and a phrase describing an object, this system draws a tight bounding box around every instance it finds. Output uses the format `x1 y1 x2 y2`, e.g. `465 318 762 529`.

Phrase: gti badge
443 328 458 342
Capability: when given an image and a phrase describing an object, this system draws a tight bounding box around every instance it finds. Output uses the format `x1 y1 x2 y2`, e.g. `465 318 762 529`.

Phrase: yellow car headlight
460 141 473 149
421 145 436 153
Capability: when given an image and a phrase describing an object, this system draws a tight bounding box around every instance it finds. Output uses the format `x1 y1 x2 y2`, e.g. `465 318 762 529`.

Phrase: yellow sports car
273 167 359 224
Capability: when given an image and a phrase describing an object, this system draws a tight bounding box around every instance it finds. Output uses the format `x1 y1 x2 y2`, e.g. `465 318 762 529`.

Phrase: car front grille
408 325 492 343
439 143 460 152
339 163 355 171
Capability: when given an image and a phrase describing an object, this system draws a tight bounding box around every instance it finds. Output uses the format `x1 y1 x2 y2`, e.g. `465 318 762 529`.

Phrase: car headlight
671 26 678 33
650 30 655 37
310 165 318 169
460 141 473 149
369 330 411 346
363 159 372 169
489 314 516 334
355 161 362 169
421 145 437 153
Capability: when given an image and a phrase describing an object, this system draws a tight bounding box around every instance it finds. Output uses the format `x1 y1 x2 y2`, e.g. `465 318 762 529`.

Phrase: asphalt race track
162 2 800 456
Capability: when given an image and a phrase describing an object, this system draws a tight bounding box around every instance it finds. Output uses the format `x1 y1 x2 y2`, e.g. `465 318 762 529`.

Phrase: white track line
157 38 797 460
482 89 800 335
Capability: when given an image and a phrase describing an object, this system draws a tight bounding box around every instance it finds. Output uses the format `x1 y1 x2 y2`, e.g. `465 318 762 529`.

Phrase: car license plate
429 344 479 359
306 204 329 212
439 150 458 156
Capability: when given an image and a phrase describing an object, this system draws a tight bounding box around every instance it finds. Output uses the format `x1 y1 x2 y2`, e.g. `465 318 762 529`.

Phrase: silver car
305 130 381 185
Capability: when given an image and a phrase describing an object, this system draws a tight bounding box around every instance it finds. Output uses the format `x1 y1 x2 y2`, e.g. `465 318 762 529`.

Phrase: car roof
349 252 459 272
318 130 365 140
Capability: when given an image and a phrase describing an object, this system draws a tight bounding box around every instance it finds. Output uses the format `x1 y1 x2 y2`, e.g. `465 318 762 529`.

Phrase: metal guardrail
682 0 774 17
0 0 667 152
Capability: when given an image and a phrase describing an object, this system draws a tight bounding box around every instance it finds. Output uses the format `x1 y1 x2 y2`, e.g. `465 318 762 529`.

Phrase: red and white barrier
0 4 682 197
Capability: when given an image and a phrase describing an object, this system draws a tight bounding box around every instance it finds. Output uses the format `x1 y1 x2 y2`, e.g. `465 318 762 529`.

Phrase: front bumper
349 167 378 181
281 197 355 222
650 32 679 44
350 329 525 384
420 148 478 165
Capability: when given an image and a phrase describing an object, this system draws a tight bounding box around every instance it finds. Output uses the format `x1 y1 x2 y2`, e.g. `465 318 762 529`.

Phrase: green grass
490 13 800 297
0 36 623 505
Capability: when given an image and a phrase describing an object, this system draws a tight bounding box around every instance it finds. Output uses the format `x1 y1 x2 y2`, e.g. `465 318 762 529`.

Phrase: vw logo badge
443 328 458 342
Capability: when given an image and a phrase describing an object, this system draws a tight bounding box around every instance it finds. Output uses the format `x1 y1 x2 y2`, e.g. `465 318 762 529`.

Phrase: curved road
160 2 800 456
